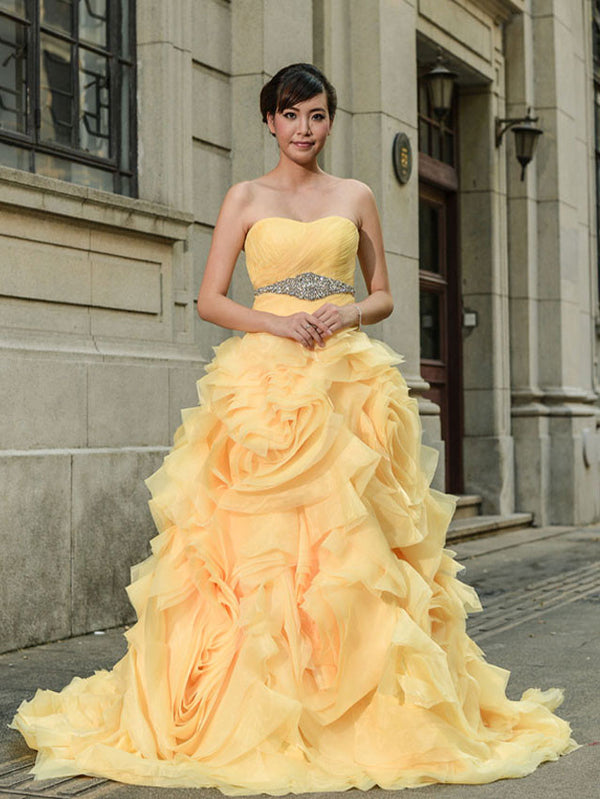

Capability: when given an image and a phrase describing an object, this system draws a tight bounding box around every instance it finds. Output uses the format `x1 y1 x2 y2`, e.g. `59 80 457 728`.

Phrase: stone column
504 5 550 523
137 0 194 210
346 0 421 381
229 0 314 309
508 1 600 524
342 0 444 482
458 80 515 515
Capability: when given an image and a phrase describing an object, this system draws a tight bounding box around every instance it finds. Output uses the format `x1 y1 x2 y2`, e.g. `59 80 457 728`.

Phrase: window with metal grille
0 0 136 196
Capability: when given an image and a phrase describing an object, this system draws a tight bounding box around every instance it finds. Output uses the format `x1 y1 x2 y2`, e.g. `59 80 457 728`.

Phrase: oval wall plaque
392 132 412 184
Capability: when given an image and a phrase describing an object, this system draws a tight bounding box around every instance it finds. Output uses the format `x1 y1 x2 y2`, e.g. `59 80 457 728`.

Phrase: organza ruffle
10 328 579 794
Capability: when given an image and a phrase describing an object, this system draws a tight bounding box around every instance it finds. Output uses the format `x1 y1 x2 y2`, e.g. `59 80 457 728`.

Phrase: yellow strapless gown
9 217 578 794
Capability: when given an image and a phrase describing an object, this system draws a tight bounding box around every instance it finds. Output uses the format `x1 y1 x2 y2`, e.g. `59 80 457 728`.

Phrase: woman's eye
283 112 325 120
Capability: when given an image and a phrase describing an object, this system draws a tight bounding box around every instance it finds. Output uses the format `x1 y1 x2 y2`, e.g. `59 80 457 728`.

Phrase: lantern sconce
423 49 458 121
495 107 543 181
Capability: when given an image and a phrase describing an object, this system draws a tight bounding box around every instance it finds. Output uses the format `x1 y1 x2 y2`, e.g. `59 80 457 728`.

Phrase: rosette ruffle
10 328 578 794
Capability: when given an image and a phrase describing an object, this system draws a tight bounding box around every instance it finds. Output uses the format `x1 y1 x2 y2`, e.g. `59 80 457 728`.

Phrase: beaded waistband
254 271 355 301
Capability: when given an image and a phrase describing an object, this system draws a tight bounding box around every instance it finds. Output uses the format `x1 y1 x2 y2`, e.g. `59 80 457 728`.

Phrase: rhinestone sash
254 271 355 301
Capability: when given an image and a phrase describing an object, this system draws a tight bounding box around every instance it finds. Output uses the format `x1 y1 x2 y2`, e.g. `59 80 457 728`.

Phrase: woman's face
267 91 332 162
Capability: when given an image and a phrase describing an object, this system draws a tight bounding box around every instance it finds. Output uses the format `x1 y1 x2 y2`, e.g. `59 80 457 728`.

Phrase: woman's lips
293 142 313 148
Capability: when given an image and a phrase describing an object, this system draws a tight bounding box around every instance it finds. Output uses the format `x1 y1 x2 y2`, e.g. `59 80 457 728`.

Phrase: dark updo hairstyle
260 63 337 137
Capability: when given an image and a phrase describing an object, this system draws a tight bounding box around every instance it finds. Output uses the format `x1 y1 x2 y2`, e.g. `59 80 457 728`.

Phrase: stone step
453 494 482 520
447 512 534 543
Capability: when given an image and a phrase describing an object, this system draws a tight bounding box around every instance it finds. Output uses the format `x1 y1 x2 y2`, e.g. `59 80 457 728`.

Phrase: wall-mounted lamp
495 107 543 181
423 50 457 121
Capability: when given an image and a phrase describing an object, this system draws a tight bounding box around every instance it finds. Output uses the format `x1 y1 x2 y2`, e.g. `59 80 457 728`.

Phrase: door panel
419 183 463 493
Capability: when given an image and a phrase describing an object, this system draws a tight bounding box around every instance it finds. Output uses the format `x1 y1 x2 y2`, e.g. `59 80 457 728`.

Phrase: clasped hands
269 302 359 349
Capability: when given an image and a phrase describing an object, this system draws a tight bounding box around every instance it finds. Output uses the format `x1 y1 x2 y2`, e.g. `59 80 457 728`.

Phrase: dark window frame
0 0 136 196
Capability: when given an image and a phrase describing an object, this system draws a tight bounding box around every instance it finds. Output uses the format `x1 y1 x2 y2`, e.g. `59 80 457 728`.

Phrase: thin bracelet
354 303 362 329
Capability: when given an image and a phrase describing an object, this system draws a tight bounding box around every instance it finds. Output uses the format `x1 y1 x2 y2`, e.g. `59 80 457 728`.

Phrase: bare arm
196 183 332 348
196 182 273 332
311 181 394 330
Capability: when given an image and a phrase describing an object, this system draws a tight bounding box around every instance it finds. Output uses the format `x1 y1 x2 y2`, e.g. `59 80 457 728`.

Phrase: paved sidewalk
1 525 598 799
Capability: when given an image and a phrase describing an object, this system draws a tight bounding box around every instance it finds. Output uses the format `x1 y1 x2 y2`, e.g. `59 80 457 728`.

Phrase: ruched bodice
245 215 359 296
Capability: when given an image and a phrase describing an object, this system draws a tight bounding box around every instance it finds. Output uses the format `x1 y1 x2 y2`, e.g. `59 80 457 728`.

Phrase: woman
10 62 578 795
197 64 391 348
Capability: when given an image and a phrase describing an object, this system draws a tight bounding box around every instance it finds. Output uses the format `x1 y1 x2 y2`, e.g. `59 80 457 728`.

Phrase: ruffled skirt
9 327 578 794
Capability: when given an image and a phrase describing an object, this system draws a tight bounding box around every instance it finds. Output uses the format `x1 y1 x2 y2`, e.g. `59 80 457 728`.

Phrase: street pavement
0 524 598 799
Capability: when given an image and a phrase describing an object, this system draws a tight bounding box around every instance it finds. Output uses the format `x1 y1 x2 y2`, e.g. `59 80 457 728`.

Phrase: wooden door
418 182 463 493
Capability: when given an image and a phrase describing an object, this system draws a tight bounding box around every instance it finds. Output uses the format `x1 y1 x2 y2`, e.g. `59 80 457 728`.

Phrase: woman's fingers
288 311 338 348
306 321 325 346
312 304 341 331
297 317 327 347
308 314 332 336
314 317 337 333
305 314 330 332
297 319 318 348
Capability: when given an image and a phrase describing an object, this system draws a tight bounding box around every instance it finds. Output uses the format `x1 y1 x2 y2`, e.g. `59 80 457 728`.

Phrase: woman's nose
299 116 311 134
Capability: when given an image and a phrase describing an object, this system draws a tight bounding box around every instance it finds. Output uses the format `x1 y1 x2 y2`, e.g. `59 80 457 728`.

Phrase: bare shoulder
340 177 375 199
217 180 266 236
336 178 378 229
334 177 376 217
221 180 255 211
222 178 279 225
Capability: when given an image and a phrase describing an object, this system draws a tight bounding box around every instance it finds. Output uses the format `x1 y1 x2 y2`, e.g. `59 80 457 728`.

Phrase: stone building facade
1 0 599 653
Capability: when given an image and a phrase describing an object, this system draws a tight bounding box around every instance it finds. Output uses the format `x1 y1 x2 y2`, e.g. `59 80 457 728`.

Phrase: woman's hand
311 302 359 333
267 312 332 349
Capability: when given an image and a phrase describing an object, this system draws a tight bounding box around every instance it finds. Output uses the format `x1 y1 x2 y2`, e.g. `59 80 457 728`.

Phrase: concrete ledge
0 166 193 241
447 512 534 542
453 494 482 519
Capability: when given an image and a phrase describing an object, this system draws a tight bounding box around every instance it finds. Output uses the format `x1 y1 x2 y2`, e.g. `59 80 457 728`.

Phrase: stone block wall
2 0 599 655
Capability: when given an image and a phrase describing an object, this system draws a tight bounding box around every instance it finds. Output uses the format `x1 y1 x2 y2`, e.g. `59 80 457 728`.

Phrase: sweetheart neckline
245 215 360 242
